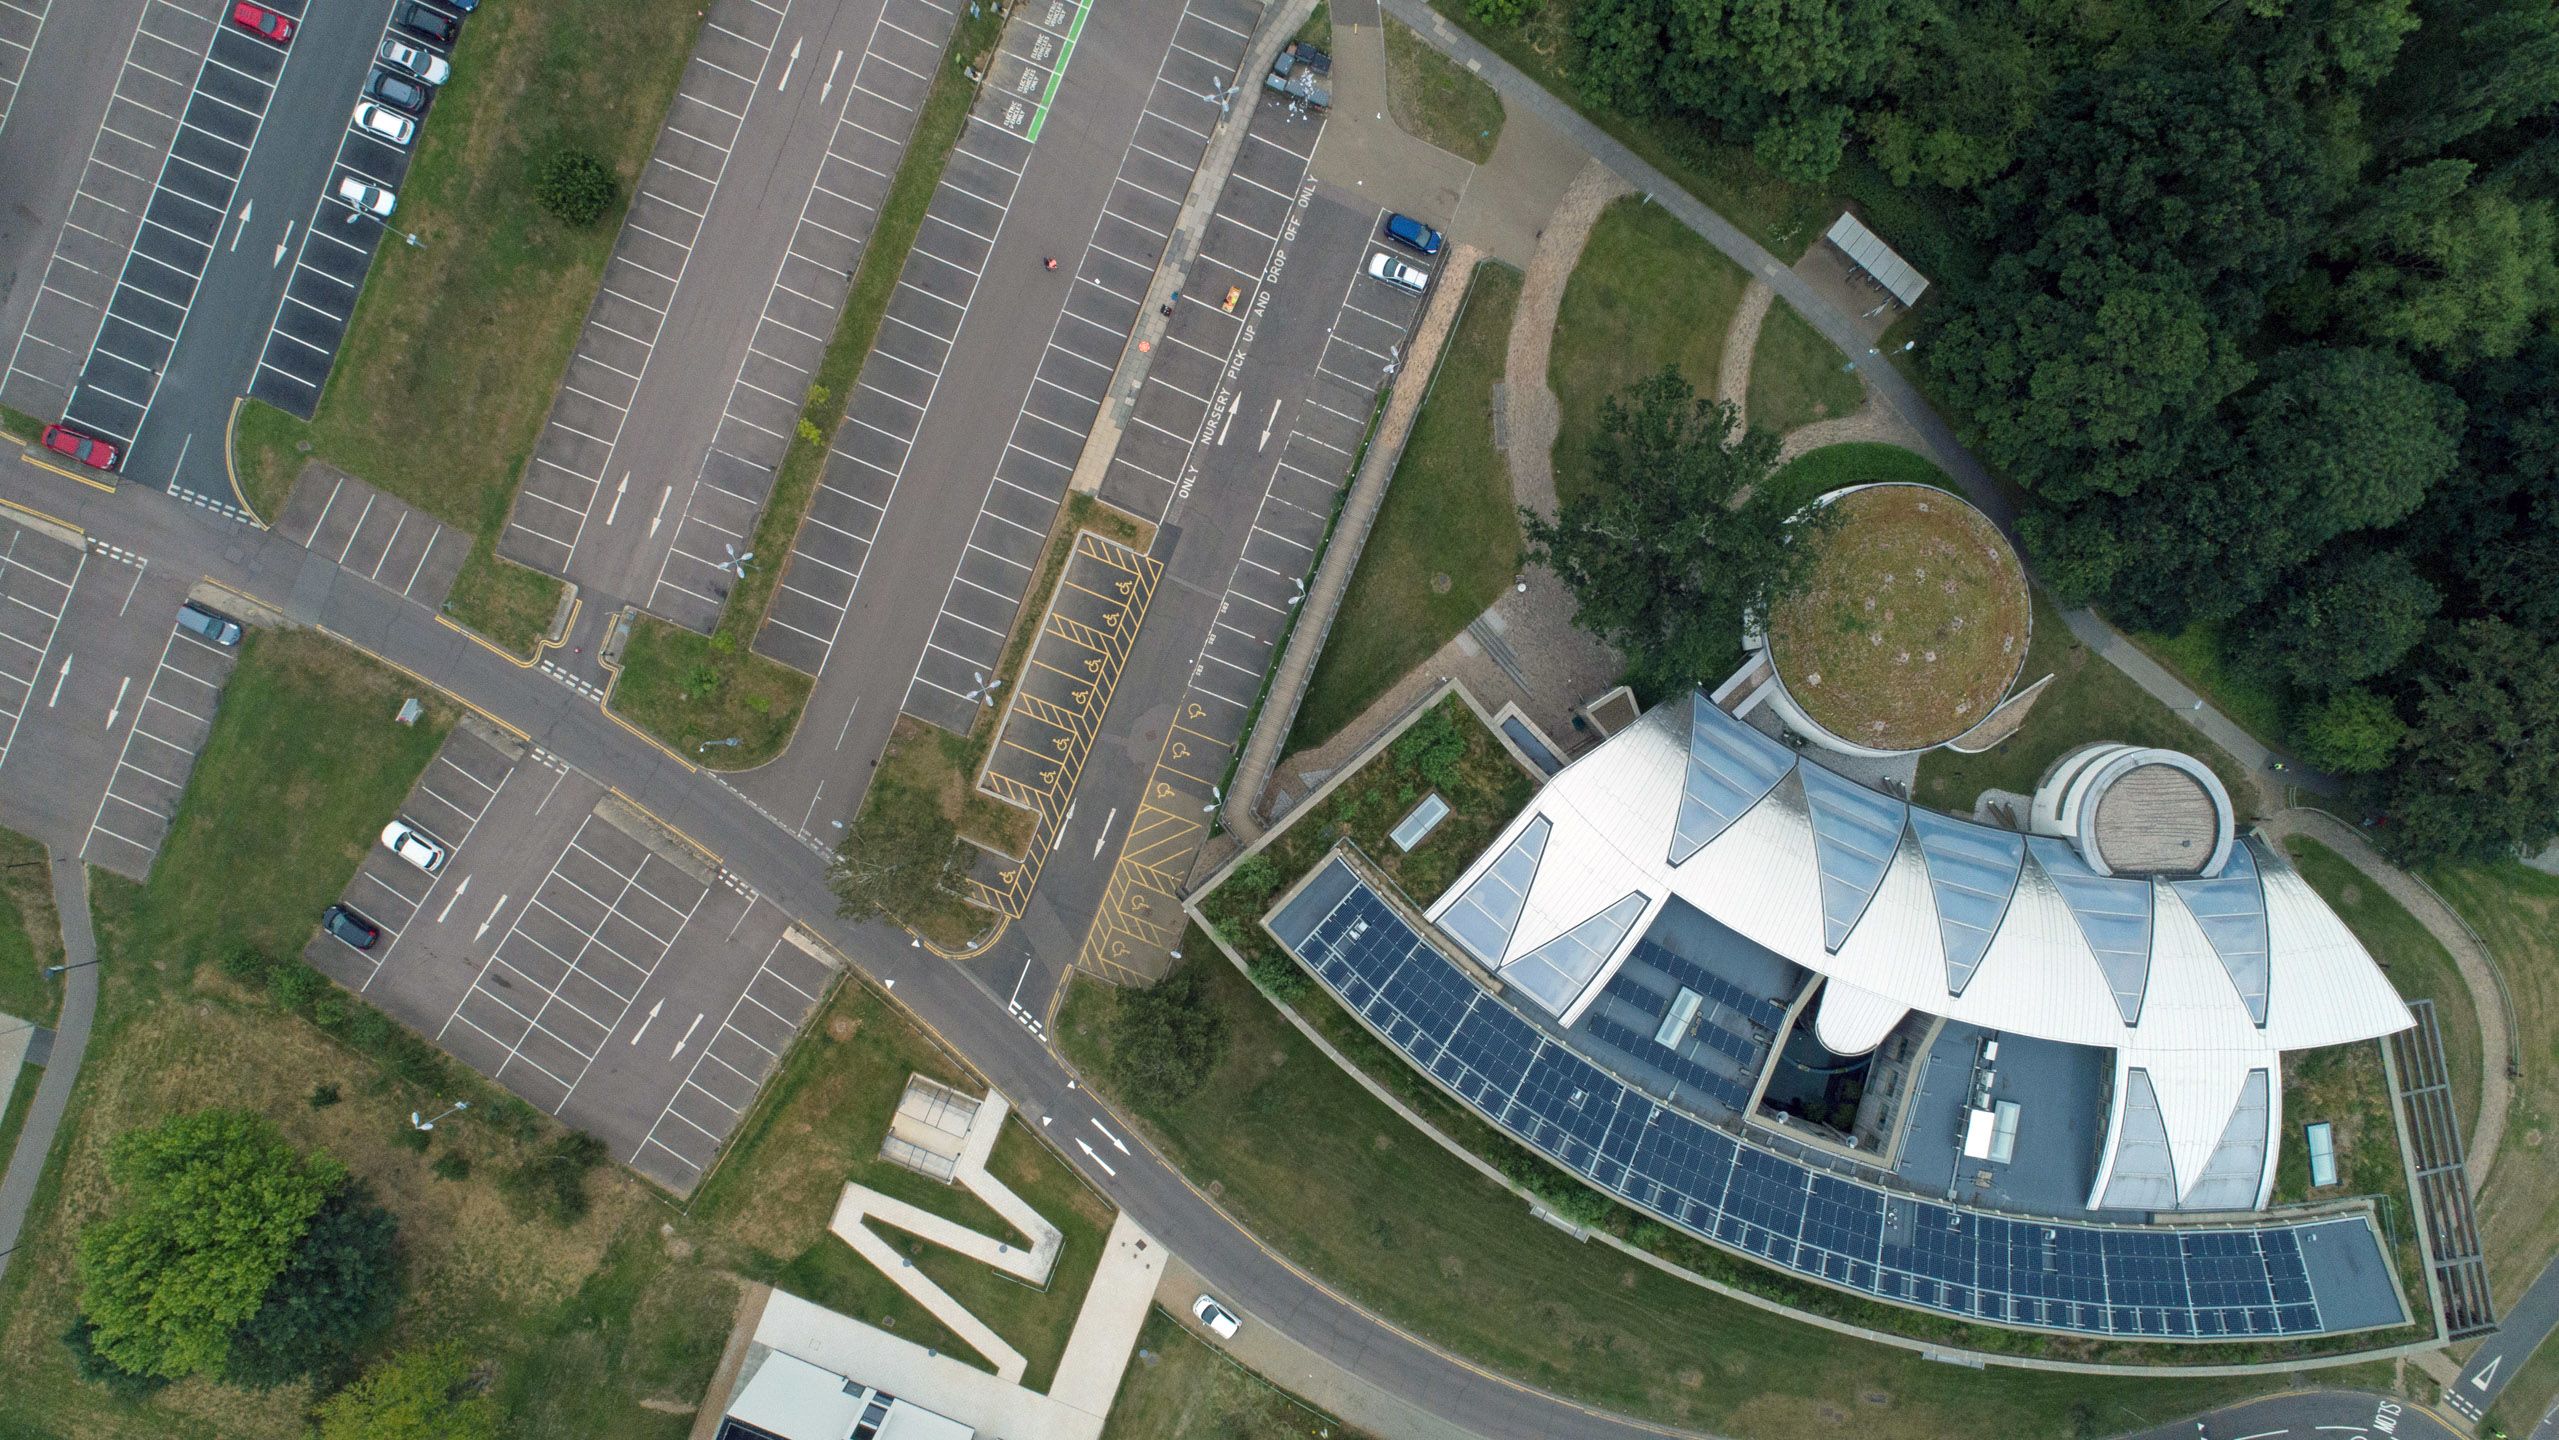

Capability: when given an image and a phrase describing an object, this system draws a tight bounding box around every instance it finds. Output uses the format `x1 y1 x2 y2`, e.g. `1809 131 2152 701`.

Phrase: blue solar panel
1278 860 2402 1341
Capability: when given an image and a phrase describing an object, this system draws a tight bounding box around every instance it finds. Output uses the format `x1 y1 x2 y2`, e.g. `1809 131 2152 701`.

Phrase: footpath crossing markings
1076 237 1426 985
645 0 965 632
967 531 1160 918
744 40 1062 677
52 0 311 460
0 519 86 775
305 726 521 992
628 933 834 1191
0 0 225 423
882 0 1261 729
247 0 473 416
79 618 237 879
0 0 54 138
496 0 791 575
272 468 466 609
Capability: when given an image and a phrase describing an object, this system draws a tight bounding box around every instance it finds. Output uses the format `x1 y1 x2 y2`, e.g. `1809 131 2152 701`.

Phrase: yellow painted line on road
0 493 86 539
17 451 116 493
220 396 269 524
436 612 543 669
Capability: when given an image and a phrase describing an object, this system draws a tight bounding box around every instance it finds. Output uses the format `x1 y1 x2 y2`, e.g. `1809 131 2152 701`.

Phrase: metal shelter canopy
1826 212 1929 307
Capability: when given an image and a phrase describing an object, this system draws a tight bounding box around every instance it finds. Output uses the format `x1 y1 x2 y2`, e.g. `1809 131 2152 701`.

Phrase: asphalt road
0 0 152 371
2450 1252 2559 1426
2125 1389 2462 1440
129 0 402 493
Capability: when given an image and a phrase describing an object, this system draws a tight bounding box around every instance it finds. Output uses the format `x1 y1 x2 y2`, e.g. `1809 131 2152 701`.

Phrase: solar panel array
1284 864 2399 1340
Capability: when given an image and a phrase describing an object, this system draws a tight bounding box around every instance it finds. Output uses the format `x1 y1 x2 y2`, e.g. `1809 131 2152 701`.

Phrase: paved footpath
0 856 92 1292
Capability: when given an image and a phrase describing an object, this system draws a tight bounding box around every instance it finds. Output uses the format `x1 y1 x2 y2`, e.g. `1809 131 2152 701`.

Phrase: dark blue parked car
1381 212 1442 257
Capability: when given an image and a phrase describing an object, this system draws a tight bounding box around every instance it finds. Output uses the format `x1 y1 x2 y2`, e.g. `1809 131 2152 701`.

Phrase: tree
2370 620 2559 862
223 1186 401 1389
2336 180 2559 368
76 1109 342 1379
315 1343 499 1440
2295 688 2409 773
1522 369 1810 695
533 147 619 227
1105 958 1230 1106
2244 548 2439 691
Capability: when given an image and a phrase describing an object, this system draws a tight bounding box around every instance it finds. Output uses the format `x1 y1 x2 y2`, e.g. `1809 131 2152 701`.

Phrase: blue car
1382 212 1442 257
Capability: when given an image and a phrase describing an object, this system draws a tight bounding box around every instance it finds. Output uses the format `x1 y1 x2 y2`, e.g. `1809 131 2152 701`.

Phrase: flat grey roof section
1825 213 1929 306
2392 998 2495 1338
2297 1216 2420 1334
1894 1022 2118 1218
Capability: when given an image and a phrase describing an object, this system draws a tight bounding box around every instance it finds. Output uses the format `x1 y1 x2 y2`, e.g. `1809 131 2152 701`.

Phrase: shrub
1469 0 1531 25
307 1083 341 1110
533 147 618 226
498 1133 610 1226
396 1126 432 1154
1247 949 1311 1002
219 944 277 986
1391 705 1465 788
2295 687 2408 774
431 1153 472 1182
1104 959 1231 1106
268 962 326 1013
62 1315 168 1401
348 1008 396 1054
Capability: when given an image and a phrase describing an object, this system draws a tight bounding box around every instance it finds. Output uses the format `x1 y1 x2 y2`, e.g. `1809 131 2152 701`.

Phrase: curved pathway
1714 279 1773 425
1501 159 1628 521
2258 807 2512 1189
0 857 93 1293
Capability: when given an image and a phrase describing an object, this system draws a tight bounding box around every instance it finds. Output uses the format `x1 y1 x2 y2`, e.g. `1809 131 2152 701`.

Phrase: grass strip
230 0 710 653
1745 295 1863 435
0 825 65 1026
1 403 43 445
1381 18 1504 164
610 1 1005 768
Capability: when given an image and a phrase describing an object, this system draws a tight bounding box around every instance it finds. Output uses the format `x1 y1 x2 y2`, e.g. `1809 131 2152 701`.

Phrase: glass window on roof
1670 698 1795 866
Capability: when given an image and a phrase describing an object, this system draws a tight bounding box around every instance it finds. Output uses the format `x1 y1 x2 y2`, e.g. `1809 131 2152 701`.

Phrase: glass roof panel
1907 808 2026 995
1670 699 1796 866
2171 842 2271 1025
1440 815 1550 965
2029 837 2155 1025
1799 763 1906 951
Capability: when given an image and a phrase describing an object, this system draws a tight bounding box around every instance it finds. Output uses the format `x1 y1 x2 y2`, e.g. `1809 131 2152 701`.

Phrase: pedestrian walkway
0 857 90 1294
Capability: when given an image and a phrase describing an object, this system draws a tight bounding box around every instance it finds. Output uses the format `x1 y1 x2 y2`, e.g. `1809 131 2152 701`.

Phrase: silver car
1365 251 1428 294
378 35 451 86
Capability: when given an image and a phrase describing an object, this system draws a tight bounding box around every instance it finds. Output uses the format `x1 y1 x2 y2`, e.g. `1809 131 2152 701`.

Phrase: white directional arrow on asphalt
435 874 470 924
475 894 509 943
47 654 71 708
671 1012 704 1059
819 48 844 104
1218 391 1240 446
104 674 128 730
777 36 802 91
603 472 628 526
229 199 253 252
1257 394 1281 451
273 219 294 268
1090 1116 1128 1154
2474 1355 2502 1390
628 998 663 1046
1075 1138 1117 1177
649 485 671 538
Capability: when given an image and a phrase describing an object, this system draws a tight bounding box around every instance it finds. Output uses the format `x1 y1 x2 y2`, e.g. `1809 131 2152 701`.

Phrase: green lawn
0 825 64 1026
1104 1307 1363 1440
230 0 708 652
1746 297 1862 435
611 1 1003 762
1294 2 1330 50
2431 862 2559 1304
1 402 43 444
1060 952 2354 1438
1382 18 1504 164
1290 265 1522 752
1760 440 1955 509
1914 587 2260 819
2283 837 2481 1139
2129 622 2292 754
1548 196 1749 509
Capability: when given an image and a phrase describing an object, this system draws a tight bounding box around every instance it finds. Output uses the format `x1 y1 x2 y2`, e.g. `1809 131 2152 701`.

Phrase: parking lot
641 0 964 632
0 517 87 775
0 0 52 135
48 0 309 459
1 0 228 427
628 932 835 1191
305 722 527 993
80 609 239 879
273 467 465 609
495 0 789 577
246 0 467 417
871 0 1258 722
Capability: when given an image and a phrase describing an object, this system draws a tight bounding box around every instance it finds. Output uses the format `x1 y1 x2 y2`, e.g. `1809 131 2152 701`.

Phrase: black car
322 903 380 951
394 2 457 44
363 67 429 114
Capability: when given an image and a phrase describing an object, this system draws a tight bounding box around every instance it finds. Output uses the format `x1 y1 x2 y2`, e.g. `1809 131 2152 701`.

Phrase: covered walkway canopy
1825 212 1928 307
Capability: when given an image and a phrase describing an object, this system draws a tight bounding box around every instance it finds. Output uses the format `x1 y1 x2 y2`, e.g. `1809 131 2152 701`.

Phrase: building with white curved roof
1425 690 2414 1214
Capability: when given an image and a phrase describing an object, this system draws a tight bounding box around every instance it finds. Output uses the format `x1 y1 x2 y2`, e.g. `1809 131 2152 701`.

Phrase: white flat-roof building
1427 691 2413 1213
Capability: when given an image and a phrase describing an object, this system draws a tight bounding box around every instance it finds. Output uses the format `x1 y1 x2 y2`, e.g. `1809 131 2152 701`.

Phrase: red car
230 2 293 44
39 425 118 471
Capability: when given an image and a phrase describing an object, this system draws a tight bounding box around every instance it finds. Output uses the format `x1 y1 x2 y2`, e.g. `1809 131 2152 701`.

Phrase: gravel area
1717 279 1774 425
1503 159 1630 521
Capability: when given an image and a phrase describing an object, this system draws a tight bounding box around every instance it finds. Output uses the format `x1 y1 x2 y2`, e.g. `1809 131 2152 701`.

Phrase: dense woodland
1491 0 2558 863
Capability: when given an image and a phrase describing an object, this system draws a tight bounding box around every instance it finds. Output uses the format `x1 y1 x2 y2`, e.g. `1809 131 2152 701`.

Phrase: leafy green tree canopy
1105 959 1231 1107
2245 547 2440 691
2295 688 2410 773
315 1343 500 1440
2371 619 2559 862
222 1186 401 1389
75 1109 343 1379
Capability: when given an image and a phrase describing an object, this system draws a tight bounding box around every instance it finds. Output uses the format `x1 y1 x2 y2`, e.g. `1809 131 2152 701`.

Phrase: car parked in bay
1381 212 1442 257
378 36 451 86
354 101 416 147
39 424 117 471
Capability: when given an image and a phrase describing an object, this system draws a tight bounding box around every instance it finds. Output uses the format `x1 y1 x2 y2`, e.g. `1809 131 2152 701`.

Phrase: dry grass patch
1763 483 2028 751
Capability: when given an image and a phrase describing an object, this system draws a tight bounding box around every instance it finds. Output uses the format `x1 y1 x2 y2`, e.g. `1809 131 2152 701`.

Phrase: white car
1190 1293 1241 1340
1366 251 1428 294
377 35 451 86
337 177 397 220
381 817 447 874
354 101 416 147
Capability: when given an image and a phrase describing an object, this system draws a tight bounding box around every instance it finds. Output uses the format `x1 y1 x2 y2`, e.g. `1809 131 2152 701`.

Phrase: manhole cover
1430 572 1452 593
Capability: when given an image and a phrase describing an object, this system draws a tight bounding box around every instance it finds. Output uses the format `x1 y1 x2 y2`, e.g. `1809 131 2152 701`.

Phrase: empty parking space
49 0 307 457
0 0 53 137
0 519 87 775
1 0 227 425
744 46 1063 676
80 613 237 878
304 723 525 992
628 932 833 1191
873 0 1258 714
644 0 962 632
273 467 465 608
247 0 470 417
496 0 787 576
